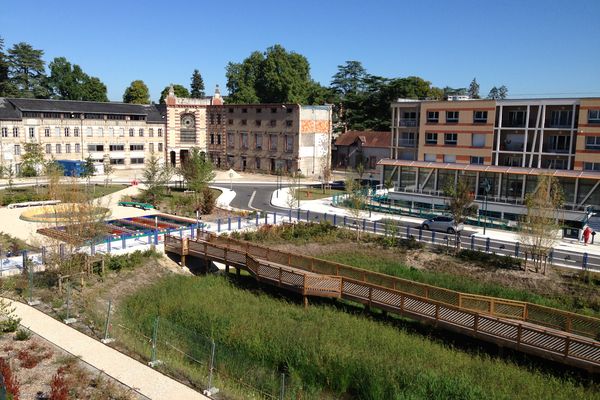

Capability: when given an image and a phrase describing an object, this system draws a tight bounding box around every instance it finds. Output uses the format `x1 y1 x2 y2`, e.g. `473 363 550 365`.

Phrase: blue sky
1 0 599 102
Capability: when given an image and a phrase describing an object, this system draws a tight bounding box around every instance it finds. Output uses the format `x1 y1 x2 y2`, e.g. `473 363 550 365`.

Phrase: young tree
103 158 114 187
7 41 48 98
190 69 205 98
5 164 15 194
468 78 480 99
159 84 189 103
345 176 366 240
519 175 564 274
444 179 478 249
142 152 173 204
179 148 215 212
44 157 63 200
285 172 301 213
200 186 216 214
81 155 95 185
123 80 150 104
20 142 44 177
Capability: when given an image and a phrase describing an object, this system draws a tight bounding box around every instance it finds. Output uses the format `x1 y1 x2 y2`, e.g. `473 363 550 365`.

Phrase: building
332 130 391 171
0 87 333 177
382 97 600 227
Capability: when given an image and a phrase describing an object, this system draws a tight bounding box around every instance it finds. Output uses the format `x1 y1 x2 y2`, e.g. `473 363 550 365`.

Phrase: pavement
4 298 208 400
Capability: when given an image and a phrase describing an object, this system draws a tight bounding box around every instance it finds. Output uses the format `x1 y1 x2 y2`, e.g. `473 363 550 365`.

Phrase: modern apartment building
0 87 332 177
382 97 600 226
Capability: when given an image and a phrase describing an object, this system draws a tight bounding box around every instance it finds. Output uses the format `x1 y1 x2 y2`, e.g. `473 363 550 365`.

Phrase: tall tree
142 152 173 204
190 69 205 98
487 85 508 100
468 78 480 99
0 36 16 96
159 84 190 103
330 61 368 97
123 80 150 104
444 179 478 249
7 42 48 98
47 57 108 101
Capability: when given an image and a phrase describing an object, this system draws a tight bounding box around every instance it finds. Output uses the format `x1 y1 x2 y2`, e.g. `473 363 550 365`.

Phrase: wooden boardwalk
164 234 600 373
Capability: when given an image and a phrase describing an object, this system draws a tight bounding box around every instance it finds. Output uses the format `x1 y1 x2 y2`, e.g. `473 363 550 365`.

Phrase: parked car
421 216 464 234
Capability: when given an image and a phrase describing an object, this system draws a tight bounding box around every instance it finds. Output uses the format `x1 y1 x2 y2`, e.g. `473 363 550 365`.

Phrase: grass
0 184 126 206
317 251 600 318
297 188 346 200
0 232 37 254
117 275 599 400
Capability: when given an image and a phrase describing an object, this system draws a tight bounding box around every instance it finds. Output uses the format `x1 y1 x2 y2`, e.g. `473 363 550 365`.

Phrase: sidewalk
5 298 208 400
270 188 600 257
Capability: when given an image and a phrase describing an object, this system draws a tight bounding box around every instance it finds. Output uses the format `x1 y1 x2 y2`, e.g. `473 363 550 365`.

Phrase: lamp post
297 168 302 208
482 179 491 235
276 167 282 198
229 171 233 191
369 173 373 218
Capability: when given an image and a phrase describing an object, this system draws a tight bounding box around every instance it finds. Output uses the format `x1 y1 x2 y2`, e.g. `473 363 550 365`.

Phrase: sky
1 0 599 102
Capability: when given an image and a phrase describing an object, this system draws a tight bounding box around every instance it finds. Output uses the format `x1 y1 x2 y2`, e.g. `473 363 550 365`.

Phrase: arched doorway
180 149 189 166
170 151 176 167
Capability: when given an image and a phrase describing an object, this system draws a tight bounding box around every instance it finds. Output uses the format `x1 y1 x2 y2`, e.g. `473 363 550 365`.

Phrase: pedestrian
583 226 592 246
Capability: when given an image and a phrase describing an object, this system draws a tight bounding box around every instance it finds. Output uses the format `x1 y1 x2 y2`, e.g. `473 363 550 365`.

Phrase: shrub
103 249 160 272
49 367 69 400
201 186 216 214
0 358 20 400
14 328 31 341
457 249 521 270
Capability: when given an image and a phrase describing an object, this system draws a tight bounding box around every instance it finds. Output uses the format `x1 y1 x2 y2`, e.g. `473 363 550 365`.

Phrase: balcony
397 139 416 147
399 119 417 127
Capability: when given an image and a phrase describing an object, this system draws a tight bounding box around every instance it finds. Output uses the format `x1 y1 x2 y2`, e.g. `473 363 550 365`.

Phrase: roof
0 98 21 120
0 98 166 123
377 159 600 180
334 131 391 148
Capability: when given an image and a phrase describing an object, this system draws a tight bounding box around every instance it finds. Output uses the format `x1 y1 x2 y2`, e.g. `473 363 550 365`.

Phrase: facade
333 130 391 171
383 97 600 226
0 87 332 177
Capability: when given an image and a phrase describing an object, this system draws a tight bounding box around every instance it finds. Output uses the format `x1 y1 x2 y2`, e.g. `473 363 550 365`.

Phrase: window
446 111 459 123
545 158 568 169
255 134 263 149
588 110 600 124
130 157 144 164
444 133 457 145
227 132 235 148
285 135 293 152
424 153 436 162
55 144 61 154
425 132 438 145
473 111 488 123
241 132 248 149
210 133 215 144
75 143 80 153
508 111 525 126
45 144 51 154
158 143 163 152
13 127 19 137
109 144 124 151
130 144 144 151
129 129 134 137
255 120 262 127
256 108 262 114
584 162 600 171
74 127 79 137
550 110 572 127
427 111 439 123
149 143 154 152
55 127 60 137
97 128 103 136
88 144 104 152
285 120 292 127
108 128 114 137
270 120 276 127
270 107 277 113
14 144 20 155
43 127 49 137
228 108 234 113
139 128 144 137
157 128 162 137
64 127 70 137
550 135 570 152
242 108 248 113
286 107 292 114
228 119 233 124
119 128 124 137
217 134 221 145
471 133 486 147
269 134 278 151
149 128 154 137
443 154 456 163
26 127 34 138
241 119 247 126
65 144 71 153
1 128 7 137
110 158 125 165
470 156 484 164
86 127 93 136
585 136 600 150
255 157 261 169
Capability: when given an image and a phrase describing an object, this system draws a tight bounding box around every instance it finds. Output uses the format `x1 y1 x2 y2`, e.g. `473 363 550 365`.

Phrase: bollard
343 216 347 226
265 213 268 225
373 221 377 233
406 225 410 237
470 236 475 250
418 228 422 241
41 246 46 264
107 237 111 253
238 217 241 229
148 233 152 244
324 213 327 222
122 235 127 249
154 230 159 245
179 229 183 238
274 212 277 224
432 231 436 244
297 208 301 220
333 214 337 225
288 209 292 222
485 237 490 253
228 217 231 231
363 218 366 231
582 253 588 270
306 210 310 221
91 243 96 255
102 299 114 344
256 213 259 226
59 243 65 258
514 242 520 257
548 249 553 264
217 219 221 233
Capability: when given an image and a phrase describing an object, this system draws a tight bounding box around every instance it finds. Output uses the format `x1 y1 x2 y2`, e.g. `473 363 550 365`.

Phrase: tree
190 69 205 98
444 179 478 249
330 61 368 97
487 85 509 100
44 157 63 200
344 176 366 240
159 84 189 103
285 172 301 215
179 148 215 192
0 36 16 97
468 78 480 99
7 42 48 98
200 186 216 214
123 80 150 104
20 143 45 177
519 175 564 274
443 86 467 98
47 57 108 101
103 158 114 187
5 164 15 194
81 155 95 185
142 152 173 204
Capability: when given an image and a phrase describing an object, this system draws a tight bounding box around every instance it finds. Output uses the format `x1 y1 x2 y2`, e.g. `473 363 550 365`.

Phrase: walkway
4 298 208 400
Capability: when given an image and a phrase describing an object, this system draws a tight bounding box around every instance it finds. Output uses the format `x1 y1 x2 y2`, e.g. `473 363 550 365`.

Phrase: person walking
583 226 592 246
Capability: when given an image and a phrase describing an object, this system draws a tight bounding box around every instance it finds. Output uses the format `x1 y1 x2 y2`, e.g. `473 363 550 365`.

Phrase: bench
118 201 155 210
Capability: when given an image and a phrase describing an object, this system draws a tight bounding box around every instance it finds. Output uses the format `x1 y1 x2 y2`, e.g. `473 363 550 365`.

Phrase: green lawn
0 184 126 206
117 275 599 400
297 187 345 200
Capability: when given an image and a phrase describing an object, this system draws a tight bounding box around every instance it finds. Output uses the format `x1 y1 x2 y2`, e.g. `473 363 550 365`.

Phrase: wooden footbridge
164 233 600 373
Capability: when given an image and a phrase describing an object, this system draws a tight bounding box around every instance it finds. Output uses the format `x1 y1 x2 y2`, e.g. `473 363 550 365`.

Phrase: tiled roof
334 130 391 148
0 98 21 120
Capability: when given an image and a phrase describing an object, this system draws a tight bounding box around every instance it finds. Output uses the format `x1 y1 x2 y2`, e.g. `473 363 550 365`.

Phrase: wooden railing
209 235 600 342
163 235 600 372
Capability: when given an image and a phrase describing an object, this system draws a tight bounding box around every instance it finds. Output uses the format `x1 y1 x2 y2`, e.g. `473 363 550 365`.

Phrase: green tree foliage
47 56 108 101
226 45 322 104
331 60 368 97
0 36 16 96
20 142 45 177
158 84 189 103
487 85 508 99
7 41 48 98
123 80 150 104
81 155 96 180
142 152 173 204
190 69 205 98
444 179 478 248
468 78 480 99
200 186 216 214
443 86 467 98
179 148 215 192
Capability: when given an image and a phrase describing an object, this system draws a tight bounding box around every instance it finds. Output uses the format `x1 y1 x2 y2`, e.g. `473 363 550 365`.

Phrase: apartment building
382 97 600 226
0 87 333 178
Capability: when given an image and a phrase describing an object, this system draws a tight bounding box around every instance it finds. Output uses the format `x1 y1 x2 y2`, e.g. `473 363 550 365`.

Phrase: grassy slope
119 275 599 400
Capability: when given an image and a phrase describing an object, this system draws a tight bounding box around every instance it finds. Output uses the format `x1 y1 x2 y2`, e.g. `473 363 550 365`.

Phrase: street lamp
482 179 491 235
229 171 233 191
297 168 302 208
276 167 282 198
